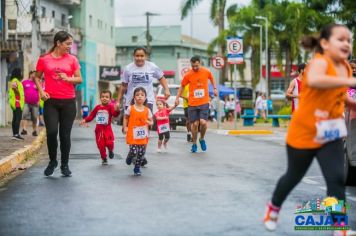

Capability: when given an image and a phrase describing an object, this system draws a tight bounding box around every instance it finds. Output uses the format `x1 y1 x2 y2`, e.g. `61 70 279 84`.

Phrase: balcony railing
10 15 69 34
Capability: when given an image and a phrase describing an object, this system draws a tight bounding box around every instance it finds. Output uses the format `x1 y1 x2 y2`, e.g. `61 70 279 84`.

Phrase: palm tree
181 0 227 84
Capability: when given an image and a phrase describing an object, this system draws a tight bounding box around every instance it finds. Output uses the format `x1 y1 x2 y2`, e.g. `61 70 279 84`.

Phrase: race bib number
194 89 205 98
96 111 109 125
315 118 347 144
158 123 170 134
134 126 148 140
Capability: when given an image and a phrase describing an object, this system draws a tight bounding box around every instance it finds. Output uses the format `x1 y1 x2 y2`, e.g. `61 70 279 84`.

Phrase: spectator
9 68 25 140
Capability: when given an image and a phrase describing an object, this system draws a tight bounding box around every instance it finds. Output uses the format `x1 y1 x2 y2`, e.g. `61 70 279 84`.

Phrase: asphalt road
0 124 355 236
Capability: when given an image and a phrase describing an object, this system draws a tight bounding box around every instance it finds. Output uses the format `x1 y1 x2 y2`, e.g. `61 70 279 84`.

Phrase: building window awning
0 40 19 53
163 70 175 77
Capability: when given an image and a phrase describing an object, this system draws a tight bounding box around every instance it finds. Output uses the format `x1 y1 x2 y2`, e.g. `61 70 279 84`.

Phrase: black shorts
158 131 170 141
184 107 189 119
188 104 209 122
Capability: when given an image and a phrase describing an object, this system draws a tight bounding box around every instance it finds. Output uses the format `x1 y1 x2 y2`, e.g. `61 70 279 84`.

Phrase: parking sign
227 37 244 64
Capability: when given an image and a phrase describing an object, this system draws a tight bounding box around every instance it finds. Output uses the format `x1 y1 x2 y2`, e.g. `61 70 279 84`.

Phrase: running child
154 97 177 153
123 87 153 176
80 90 119 165
263 24 356 236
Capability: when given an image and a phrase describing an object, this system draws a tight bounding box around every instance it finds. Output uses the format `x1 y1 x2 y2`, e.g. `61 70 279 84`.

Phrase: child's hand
114 103 120 112
80 119 87 127
146 119 153 126
122 126 128 134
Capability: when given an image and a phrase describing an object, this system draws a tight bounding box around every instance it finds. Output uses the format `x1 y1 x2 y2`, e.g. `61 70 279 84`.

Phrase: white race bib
315 118 347 144
96 111 109 125
134 126 148 140
194 89 205 98
158 123 170 134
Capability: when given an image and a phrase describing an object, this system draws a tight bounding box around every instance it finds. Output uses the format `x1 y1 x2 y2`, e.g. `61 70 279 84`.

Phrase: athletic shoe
133 166 141 176
39 122 45 127
199 139 207 152
333 222 356 236
32 131 38 137
191 144 198 153
21 129 27 135
187 133 192 142
12 134 24 140
263 202 280 231
126 155 133 165
141 158 148 167
60 165 72 177
108 151 114 159
44 161 58 176
102 158 108 165
157 148 162 153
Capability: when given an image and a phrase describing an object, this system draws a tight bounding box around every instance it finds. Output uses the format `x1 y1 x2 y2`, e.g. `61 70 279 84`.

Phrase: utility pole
145 12 159 59
1 0 6 41
31 0 41 68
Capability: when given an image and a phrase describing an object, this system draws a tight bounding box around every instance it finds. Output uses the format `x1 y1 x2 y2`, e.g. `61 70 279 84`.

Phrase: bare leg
191 120 199 144
199 119 208 140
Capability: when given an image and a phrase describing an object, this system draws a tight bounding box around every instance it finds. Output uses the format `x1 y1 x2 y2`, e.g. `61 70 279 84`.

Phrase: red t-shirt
36 53 80 99
84 104 119 131
154 108 170 134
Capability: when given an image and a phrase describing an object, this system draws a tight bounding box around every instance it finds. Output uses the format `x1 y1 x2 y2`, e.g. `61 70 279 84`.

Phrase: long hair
300 24 348 54
47 31 73 54
130 87 148 106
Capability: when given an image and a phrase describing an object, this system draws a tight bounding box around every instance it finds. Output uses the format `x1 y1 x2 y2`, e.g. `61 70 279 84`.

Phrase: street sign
177 58 191 81
99 66 121 81
211 56 225 69
227 36 244 64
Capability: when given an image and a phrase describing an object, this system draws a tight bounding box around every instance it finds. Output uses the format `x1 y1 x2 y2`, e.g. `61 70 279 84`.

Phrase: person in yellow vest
8 68 25 140
181 84 192 142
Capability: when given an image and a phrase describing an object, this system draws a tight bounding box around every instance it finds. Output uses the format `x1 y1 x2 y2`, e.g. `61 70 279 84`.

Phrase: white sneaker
157 148 162 153
263 202 280 231
333 229 356 236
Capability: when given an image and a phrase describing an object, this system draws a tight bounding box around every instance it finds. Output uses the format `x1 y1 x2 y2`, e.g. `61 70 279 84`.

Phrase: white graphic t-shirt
123 61 164 107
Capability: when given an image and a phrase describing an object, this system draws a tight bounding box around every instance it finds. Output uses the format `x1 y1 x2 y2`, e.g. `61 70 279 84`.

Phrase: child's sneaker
109 151 114 159
191 144 198 153
263 202 280 231
126 155 133 165
102 158 108 165
157 148 162 153
199 139 207 152
133 165 141 176
141 158 148 167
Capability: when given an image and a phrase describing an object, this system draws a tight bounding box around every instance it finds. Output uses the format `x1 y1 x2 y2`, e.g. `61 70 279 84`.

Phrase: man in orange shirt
176 56 218 153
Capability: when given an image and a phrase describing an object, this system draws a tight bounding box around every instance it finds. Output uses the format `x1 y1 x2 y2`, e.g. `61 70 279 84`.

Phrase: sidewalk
0 126 46 178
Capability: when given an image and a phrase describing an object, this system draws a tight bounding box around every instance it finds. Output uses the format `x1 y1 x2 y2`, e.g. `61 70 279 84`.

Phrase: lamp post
256 15 269 116
252 23 263 93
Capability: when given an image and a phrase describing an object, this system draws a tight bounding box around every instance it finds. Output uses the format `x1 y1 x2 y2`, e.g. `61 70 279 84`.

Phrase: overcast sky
115 0 251 44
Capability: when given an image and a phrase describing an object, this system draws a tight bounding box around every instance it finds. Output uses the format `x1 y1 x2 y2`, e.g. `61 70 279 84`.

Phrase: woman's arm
159 77 170 99
60 69 82 84
123 115 129 134
34 71 50 100
117 83 128 104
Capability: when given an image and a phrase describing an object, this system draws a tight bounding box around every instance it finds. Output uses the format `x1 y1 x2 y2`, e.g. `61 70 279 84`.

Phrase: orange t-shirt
181 67 214 107
286 53 352 149
126 105 150 145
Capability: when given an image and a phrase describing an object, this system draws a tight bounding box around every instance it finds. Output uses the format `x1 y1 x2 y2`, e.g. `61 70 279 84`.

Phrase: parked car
154 84 186 130
270 89 286 100
344 107 356 185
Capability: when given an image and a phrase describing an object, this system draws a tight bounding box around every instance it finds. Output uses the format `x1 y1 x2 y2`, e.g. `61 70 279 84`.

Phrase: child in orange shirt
123 87 153 176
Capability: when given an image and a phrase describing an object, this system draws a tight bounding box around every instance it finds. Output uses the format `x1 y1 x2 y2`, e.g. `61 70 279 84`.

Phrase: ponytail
46 30 73 54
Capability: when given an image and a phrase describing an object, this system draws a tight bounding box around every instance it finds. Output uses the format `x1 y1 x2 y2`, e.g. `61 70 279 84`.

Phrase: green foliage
278 105 292 115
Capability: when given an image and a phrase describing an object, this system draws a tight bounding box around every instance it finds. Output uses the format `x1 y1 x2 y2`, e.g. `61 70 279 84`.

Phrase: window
52 10 55 18
41 6 46 18
89 15 93 27
131 36 138 43
110 26 114 38
61 14 66 26
110 0 114 7
97 19 102 29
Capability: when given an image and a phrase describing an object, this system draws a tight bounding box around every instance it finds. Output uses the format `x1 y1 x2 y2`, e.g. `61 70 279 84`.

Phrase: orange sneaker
264 202 280 231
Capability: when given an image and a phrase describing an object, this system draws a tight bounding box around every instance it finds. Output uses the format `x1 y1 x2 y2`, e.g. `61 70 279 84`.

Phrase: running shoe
187 133 192 142
133 166 141 176
60 165 72 177
21 129 27 135
263 202 280 231
141 158 148 167
126 155 133 165
157 148 162 153
32 131 38 137
39 122 45 127
199 139 207 152
12 134 24 140
333 222 356 236
191 144 198 153
44 161 58 176
102 158 108 165
108 150 114 159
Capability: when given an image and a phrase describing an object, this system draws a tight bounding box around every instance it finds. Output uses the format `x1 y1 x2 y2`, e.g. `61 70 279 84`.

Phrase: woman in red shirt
34 31 82 177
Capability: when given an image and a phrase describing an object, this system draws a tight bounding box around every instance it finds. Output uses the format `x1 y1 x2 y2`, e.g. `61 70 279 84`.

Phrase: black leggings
158 131 170 141
44 98 76 166
12 108 22 135
272 139 345 207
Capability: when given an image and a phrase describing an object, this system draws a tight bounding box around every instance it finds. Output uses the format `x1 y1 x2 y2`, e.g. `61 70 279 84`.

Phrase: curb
213 129 274 135
0 129 46 178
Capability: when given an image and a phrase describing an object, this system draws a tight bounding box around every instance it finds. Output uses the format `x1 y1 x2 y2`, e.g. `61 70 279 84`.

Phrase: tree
181 0 227 84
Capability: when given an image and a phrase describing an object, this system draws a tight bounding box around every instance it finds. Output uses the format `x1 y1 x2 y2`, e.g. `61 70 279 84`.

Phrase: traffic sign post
227 36 244 64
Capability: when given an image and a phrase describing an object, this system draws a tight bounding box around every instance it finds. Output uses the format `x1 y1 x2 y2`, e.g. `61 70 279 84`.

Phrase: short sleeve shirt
125 105 153 118
36 53 80 99
22 79 39 105
123 61 164 107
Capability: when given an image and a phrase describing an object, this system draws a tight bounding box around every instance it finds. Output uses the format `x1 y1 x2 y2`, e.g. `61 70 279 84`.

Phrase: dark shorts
22 104 39 123
188 103 209 122
184 107 189 119
158 131 170 141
